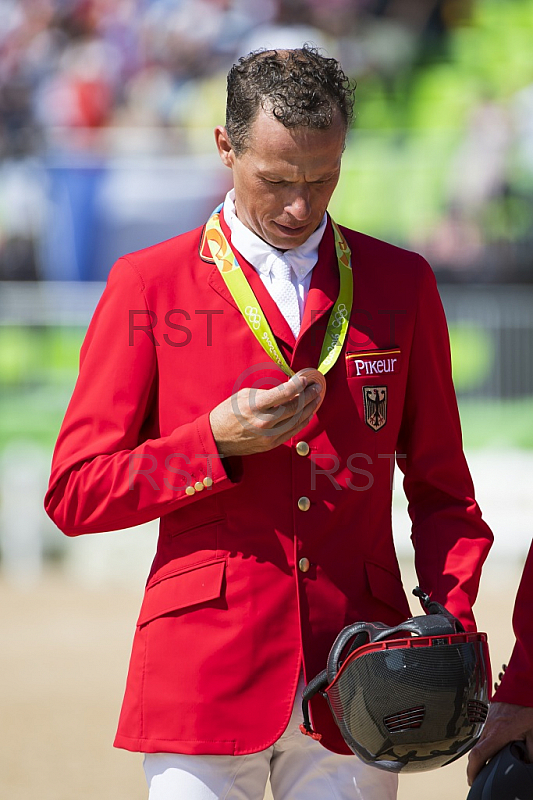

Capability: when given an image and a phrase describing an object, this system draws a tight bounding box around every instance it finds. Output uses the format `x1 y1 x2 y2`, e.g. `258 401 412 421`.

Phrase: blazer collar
201 208 296 350
199 209 342 367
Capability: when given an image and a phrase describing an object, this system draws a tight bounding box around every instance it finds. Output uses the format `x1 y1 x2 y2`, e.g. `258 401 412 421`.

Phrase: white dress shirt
223 190 327 338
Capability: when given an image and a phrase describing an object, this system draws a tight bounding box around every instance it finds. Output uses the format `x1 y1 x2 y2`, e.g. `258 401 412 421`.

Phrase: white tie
269 256 301 339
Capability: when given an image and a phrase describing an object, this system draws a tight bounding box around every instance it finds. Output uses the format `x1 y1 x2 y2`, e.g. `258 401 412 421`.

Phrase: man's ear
214 126 234 169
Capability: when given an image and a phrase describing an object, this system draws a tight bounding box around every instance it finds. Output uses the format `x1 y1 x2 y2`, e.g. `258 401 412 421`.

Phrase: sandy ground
0 559 522 800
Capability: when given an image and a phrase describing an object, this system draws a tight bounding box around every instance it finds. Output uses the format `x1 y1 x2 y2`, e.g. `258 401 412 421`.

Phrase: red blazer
45 213 493 756
492 540 533 706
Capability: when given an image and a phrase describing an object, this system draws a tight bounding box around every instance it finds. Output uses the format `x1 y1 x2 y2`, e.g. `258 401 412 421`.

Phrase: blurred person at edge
45 47 493 800
468 542 533 785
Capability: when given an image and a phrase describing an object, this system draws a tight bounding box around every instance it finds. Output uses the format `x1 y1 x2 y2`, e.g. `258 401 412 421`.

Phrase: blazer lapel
199 220 239 313
201 211 296 355
199 210 342 373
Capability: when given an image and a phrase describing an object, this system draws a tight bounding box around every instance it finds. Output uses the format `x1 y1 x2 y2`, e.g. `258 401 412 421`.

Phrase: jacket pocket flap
365 560 409 616
137 560 225 626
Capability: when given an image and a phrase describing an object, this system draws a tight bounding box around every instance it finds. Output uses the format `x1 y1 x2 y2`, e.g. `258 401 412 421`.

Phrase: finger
268 392 322 445
257 373 312 411
273 384 322 421
251 383 320 428
232 384 299 427
261 380 327 450
243 381 323 448
467 743 489 786
274 387 322 428
289 401 321 435
467 730 510 786
467 750 482 785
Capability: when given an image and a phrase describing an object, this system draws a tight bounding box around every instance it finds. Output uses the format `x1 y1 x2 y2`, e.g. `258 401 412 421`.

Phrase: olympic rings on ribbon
245 305 261 330
331 303 348 328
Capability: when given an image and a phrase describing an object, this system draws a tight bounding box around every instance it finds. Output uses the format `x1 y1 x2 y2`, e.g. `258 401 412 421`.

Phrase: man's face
215 108 346 250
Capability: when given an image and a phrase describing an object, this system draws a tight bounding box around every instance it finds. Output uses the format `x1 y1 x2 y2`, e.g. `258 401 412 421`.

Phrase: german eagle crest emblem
363 386 387 431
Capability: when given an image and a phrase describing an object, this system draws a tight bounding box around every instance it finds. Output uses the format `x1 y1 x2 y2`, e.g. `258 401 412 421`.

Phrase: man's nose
285 188 312 221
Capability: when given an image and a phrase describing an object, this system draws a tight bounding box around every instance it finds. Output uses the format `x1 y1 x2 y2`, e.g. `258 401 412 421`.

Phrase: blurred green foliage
356 0 533 132
448 323 494 392
0 327 84 448
0 327 83 386
332 0 533 244
459 397 533 449
330 129 458 241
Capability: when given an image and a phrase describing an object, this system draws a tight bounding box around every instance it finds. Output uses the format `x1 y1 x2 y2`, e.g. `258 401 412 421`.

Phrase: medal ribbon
205 210 353 377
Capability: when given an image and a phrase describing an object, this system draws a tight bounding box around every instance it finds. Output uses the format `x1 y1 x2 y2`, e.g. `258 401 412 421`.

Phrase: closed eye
261 174 337 186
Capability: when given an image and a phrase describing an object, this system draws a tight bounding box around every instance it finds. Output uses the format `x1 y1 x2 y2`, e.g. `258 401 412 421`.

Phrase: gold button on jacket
297 496 311 512
295 441 310 457
298 557 310 573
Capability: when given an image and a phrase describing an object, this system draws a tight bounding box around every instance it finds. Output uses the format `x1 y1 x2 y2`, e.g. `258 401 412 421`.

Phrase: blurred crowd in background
1 0 533 282
0 0 478 153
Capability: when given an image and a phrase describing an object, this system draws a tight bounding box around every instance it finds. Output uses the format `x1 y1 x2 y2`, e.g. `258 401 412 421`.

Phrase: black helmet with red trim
300 588 490 773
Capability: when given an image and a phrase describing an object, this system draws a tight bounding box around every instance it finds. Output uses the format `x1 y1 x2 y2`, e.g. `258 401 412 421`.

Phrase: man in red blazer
45 47 493 799
467 541 533 785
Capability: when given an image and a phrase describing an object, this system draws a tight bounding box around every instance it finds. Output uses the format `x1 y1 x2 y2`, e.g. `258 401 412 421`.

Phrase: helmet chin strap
412 586 465 629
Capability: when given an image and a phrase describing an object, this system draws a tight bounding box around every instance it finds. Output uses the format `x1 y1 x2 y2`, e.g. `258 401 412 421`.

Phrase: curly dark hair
225 45 355 155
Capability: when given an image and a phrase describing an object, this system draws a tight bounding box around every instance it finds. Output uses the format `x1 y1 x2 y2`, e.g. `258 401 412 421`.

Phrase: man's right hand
467 701 533 785
209 370 325 457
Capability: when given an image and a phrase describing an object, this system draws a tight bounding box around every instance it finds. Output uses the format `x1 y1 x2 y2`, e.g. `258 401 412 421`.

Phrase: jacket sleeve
45 257 240 536
396 258 493 631
492 540 533 706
